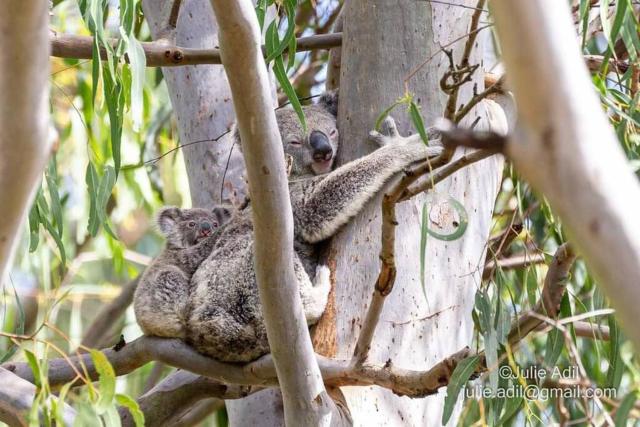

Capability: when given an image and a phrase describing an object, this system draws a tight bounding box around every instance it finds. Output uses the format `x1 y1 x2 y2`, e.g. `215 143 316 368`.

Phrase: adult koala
186 92 443 362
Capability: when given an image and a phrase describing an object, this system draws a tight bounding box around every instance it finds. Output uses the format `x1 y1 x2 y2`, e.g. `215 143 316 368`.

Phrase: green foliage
262 0 307 131
5 1 640 425
374 92 430 145
442 356 479 425
116 394 145 427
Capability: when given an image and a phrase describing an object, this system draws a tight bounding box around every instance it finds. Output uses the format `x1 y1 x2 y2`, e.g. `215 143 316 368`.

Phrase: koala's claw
380 116 400 137
369 116 403 147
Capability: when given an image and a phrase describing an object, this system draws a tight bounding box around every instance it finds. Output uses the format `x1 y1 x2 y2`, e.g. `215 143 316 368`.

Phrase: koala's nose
200 222 212 234
309 131 333 161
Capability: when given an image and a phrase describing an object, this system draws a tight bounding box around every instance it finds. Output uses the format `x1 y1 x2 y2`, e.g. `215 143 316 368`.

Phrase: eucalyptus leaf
442 356 479 425
90 349 116 415
116 394 145 427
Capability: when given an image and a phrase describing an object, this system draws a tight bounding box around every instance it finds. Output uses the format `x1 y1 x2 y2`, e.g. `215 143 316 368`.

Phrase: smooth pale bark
0 2 51 286
491 1 640 348
327 1 501 425
206 0 342 425
0 368 76 426
230 1 505 425
142 0 243 208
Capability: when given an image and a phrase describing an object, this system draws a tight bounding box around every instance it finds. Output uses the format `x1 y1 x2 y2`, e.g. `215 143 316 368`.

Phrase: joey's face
157 206 232 249
277 105 339 178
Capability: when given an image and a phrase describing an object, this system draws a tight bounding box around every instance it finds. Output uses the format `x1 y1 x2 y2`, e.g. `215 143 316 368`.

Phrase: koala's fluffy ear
317 90 338 117
212 204 233 224
157 207 182 235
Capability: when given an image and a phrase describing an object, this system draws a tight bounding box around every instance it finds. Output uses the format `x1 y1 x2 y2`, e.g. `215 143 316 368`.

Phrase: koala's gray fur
184 92 444 362
133 205 232 339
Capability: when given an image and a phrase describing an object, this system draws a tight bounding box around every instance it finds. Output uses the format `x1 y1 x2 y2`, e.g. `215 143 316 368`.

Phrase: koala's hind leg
298 262 331 324
134 267 190 339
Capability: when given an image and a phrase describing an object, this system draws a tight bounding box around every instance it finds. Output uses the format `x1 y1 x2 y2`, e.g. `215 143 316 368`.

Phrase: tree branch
399 148 498 201
482 252 546 280
492 0 640 349
0 1 52 285
0 367 76 427
442 0 486 122
50 31 342 67
171 398 225 427
205 0 337 424
120 370 248 427
507 244 576 343
2 336 265 388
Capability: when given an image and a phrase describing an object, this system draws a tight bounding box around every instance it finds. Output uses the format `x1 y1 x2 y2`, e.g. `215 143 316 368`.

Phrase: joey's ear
157 207 182 235
212 204 233 224
317 90 338 117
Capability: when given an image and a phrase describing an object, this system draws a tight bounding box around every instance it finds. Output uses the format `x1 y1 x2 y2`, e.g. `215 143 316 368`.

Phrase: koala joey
133 205 232 339
185 92 444 362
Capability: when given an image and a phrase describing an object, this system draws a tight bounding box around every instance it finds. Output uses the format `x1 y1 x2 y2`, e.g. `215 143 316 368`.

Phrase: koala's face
277 102 339 177
234 92 339 179
157 206 232 249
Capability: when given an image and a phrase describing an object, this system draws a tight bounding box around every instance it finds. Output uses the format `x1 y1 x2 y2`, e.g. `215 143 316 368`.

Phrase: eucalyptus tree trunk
0 2 51 285
142 0 242 209
323 1 502 425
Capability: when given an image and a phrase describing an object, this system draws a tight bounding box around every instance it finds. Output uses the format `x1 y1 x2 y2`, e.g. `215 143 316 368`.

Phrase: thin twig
437 119 508 152
482 252 546 280
442 0 486 122
454 77 504 123
399 148 497 201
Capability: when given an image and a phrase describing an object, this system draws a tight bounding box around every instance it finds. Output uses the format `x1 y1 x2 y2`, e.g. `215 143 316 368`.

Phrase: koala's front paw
368 116 401 147
370 115 443 151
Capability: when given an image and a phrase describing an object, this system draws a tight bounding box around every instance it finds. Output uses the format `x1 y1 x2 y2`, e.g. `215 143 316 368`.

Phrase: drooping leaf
442 356 480 425
496 396 523 426
125 36 146 132
255 0 268 29
615 391 638 427
264 0 297 63
266 22 306 131
0 285 25 363
86 162 100 236
543 327 564 367
116 394 145 427
45 158 63 236
90 349 116 415
408 101 429 145
374 98 406 131
607 315 624 389
28 195 41 252
420 203 429 297
54 382 73 426
24 349 42 388
103 67 124 175
35 190 66 265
